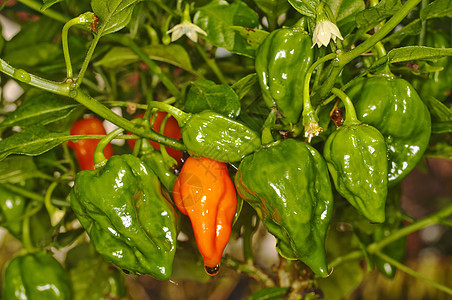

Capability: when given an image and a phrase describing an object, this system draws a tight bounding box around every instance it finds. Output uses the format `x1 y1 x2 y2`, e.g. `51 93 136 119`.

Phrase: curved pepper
2 251 71 300
323 92 388 223
255 27 314 124
235 139 333 277
172 157 237 275
147 102 261 163
347 76 431 186
70 130 177 280
68 117 114 170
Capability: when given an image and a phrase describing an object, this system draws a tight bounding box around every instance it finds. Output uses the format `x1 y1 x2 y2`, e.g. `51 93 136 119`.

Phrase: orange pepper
172 157 237 275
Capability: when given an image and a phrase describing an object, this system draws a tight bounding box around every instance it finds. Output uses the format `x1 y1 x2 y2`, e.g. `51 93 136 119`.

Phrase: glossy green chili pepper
323 90 388 223
255 27 314 124
139 139 178 193
347 76 431 186
0 183 26 238
70 129 177 280
148 101 261 162
235 139 333 277
2 251 71 300
372 186 406 278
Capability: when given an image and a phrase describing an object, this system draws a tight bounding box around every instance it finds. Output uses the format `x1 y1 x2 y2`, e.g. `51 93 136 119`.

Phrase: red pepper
127 112 183 164
68 118 113 170
172 157 237 275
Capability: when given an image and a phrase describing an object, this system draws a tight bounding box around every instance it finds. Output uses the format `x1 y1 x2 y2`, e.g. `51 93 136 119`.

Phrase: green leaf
356 0 402 29
0 94 81 129
0 126 71 161
381 19 422 45
253 0 290 28
420 0 452 20
230 26 269 51
288 0 320 18
247 287 289 300
0 156 40 183
370 46 452 71
423 96 452 122
194 0 260 58
232 73 258 100
41 0 63 11
326 0 366 35
91 0 141 35
185 80 241 119
3 43 60 68
94 44 195 73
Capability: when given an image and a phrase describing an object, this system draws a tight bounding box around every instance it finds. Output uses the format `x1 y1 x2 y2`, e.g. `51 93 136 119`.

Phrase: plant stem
17 0 69 23
195 43 226 84
419 0 428 46
224 257 275 287
328 250 363 269
318 0 422 99
94 127 124 168
375 251 452 296
147 101 190 126
76 34 101 86
331 88 360 126
369 204 452 253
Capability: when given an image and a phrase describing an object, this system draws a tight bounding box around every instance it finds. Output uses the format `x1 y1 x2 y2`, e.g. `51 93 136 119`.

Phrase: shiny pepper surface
0 183 26 238
2 251 71 300
255 28 314 124
181 111 261 162
235 139 333 277
70 155 177 280
347 76 431 186
68 118 114 170
173 157 237 275
323 124 388 223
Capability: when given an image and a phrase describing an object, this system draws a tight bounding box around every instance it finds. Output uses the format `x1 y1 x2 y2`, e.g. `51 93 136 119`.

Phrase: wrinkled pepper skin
172 157 237 275
68 118 114 170
323 124 388 223
347 76 431 186
235 139 333 277
181 111 261 162
0 183 26 238
255 28 314 124
70 155 177 280
2 251 71 300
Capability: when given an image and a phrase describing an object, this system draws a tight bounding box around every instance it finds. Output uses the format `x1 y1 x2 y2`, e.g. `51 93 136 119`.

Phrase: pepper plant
0 0 451 299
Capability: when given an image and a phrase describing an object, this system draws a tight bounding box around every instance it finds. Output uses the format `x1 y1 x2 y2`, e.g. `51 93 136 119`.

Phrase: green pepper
347 76 431 186
139 139 178 193
323 89 388 223
235 139 333 277
255 27 314 124
70 129 178 280
148 101 262 162
2 251 71 300
0 183 26 238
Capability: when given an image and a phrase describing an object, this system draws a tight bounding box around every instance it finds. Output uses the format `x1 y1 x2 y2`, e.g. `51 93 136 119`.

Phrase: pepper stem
93 127 124 168
302 53 337 142
148 101 191 127
330 88 361 126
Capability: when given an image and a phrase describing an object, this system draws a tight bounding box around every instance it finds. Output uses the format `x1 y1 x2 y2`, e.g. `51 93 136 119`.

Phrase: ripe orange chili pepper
68 118 113 170
127 112 183 164
172 157 237 275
